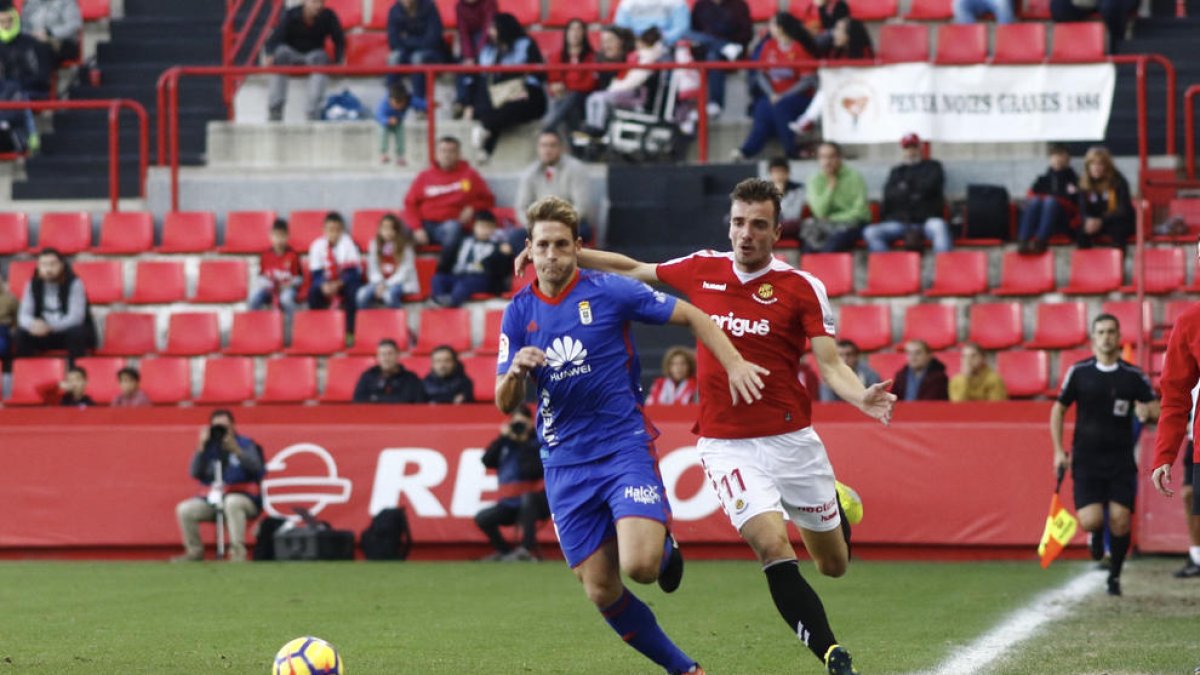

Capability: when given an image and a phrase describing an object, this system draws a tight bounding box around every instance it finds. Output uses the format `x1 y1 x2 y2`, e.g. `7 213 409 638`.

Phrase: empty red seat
158 211 216 253
800 253 853 297
905 0 953 19
506 0 541 23
462 355 497 402
79 0 109 20
260 357 318 404
476 309 506 355
320 356 375 402
37 211 91 254
878 24 929 64
73 259 125 304
288 210 329 252
164 312 220 356
900 304 958 351
1021 0 1052 19
925 250 988 297
346 31 388 67
1052 348 1094 390
413 307 471 355
545 0 600 24
869 352 909 382
196 358 255 405
934 24 987 64
434 0 457 27
993 23 1046 64
325 0 363 26
853 0 900 19
95 211 153 254
967 302 1024 350
140 357 192 404
225 311 284 356
351 209 399 250
5 259 35 298
1122 247 1184 294
97 312 157 356
1100 300 1152 340
1027 302 1088 349
0 212 29 254
287 310 347 355
127 260 186 304
406 257 437 302
6 358 65 405
994 251 1055 296
860 251 921 297
192 259 249 304
996 350 1049 398
1061 248 1122 294
1049 22 1105 63
75 356 125 405
529 30 562 61
837 304 893 352
220 210 276 253
350 309 412 355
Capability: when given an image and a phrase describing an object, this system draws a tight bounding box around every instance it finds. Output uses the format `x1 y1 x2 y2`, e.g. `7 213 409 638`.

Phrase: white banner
818 62 1116 144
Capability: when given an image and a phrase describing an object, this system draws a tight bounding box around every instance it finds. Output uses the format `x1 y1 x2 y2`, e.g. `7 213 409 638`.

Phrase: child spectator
249 219 302 319
582 27 667 137
0 269 16 363
647 346 698 404
430 210 514 307
541 19 599 137
307 211 363 333
356 213 419 309
1017 143 1079 254
112 367 151 407
376 83 411 165
1076 145 1133 250
59 365 93 408
423 345 475 403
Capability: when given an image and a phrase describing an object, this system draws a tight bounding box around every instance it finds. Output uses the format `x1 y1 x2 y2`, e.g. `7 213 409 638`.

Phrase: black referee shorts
1073 465 1137 512
1184 443 1194 487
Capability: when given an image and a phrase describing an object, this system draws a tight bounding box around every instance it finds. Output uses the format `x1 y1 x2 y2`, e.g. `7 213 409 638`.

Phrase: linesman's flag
1038 467 1078 568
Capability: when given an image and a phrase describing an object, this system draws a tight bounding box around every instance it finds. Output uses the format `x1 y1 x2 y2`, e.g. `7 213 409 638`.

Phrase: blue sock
601 589 696 674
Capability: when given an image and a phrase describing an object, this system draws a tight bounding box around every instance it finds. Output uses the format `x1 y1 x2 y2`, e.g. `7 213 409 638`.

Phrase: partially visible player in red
519 178 894 675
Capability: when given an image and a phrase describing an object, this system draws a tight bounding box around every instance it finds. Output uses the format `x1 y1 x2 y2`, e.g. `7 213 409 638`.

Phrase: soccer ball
272 636 344 675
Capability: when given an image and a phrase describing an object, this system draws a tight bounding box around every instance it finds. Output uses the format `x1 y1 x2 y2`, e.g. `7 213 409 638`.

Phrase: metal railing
1185 85 1199 181
222 0 283 107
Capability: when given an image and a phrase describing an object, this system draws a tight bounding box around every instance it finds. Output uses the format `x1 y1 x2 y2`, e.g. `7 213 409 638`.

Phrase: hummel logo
702 281 727 291
545 336 587 369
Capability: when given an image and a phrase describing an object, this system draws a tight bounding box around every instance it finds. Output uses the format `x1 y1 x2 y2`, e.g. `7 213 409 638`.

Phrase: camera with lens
510 420 529 436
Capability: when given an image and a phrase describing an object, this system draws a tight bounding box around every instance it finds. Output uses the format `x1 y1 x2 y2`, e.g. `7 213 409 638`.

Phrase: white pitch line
925 568 1105 675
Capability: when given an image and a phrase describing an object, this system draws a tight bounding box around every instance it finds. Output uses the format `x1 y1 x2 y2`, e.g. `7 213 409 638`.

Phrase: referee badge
578 301 593 325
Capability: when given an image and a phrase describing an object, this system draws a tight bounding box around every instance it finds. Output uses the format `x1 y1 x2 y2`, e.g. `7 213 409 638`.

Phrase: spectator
863 133 951 253
112 366 151 407
58 365 92 407
0 79 38 153
796 0 849 51
431 210 514 307
20 0 80 67
612 0 691 46
403 135 497 248
731 13 817 161
451 0 498 118
173 410 265 562
786 19 873 137
686 0 752 114
423 345 475 403
541 19 599 138
891 340 949 401
0 5 51 99
474 405 548 561
1017 143 1080 254
0 269 16 363
356 213 419 309
353 338 427 403
819 339 881 402
248 219 302 319
582 26 667 138
647 346 698 404
263 0 345 121
1051 0 1136 53
954 0 1014 24
385 0 444 110
515 130 593 246
465 13 545 164
376 83 410 165
15 248 94 360
802 141 869 252
1076 145 1133 250
306 211 363 334
766 157 805 240
949 343 1008 402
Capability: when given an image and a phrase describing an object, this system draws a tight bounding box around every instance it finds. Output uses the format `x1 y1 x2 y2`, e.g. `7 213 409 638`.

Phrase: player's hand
508 346 546 379
1151 464 1174 497
513 244 532 277
726 359 770 406
1134 401 1151 423
859 380 897 425
1053 449 1069 475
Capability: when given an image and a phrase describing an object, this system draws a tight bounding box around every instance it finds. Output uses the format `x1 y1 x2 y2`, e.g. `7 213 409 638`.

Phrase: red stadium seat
853 0 900 20
967 302 1024 350
745 0 779 20
1049 22 1106 63
226 311 284 356
325 0 363 27
346 31 388 67
127 260 186 304
367 0 388 27
905 0 953 19
434 0 457 28
993 23 1046 64
504 262 536 298
140 357 192 404
1100 300 1152 341
412 307 471 355
79 0 109 20
37 211 91 254
934 24 986 65
6 358 65 405
1169 198 1200 229
878 24 929 64
1052 348 1094 390
937 349 963 380
925 250 988 297
506 0 541 24
0 212 29 254
196 358 256 405
462 355 496 402
287 310 347 355
5 259 35 298
1060 248 1122 294
94 211 153 254
1021 0 1052 19
1026 302 1088 349
220 210 275 253
96 312 157 356
1122 247 1184 294
529 30 562 61
402 355 431 377
836 304 893 352
75 356 125 405
260 357 318 404
192 259 249 304
860 251 921 297
320 356 376 402
868 352 908 382
545 0 600 25
73 260 125 304
993 252 1055 296
350 309 412 355
405 257 437 302
476 309 505 355
164 312 220 356
288 210 329 252
351 209 399 250
158 211 217 253
800 253 853 297
900 304 958 351
996 350 1049 399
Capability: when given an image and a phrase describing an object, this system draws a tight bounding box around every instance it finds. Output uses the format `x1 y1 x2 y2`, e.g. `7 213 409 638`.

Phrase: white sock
1189 546 1200 565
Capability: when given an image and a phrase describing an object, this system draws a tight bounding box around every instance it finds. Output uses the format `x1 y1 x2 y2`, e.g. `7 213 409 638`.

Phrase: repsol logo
710 312 771 337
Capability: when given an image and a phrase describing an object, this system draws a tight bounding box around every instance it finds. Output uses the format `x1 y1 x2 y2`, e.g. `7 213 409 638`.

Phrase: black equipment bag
361 507 413 561
965 184 1011 240
274 526 356 561
252 516 287 561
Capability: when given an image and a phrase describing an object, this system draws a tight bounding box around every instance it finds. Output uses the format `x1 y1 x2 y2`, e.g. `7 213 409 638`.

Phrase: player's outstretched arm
811 336 895 424
576 249 660 284
495 347 546 414
668 300 769 405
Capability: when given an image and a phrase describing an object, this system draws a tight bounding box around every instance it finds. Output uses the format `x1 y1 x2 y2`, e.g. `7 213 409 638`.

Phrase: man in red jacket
403 136 496 248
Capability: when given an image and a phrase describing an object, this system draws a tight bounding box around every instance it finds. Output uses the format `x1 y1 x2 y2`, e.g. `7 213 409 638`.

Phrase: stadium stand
800 253 854 298
139 358 192 405
196 358 256 405
127 261 187 305
996 350 1049 399
837 304 893 353
350 309 413 355
76 357 125 405
157 212 217 254
260 357 319 404
37 212 92 254
219 211 276 254
0 213 29 254
993 252 1055 296
905 0 954 20
226 311 286 356
934 24 987 65
545 0 601 25
94 212 154 255
967 302 1024 351
1060 248 1123 294
163 312 221 357
1049 22 1106 63
878 24 930 63
925 251 988 297
73 260 124 304
6 358 65 405
1026 302 1089 349
860 252 921 297
476 309 505 356
1122 247 1184 294
992 23 1047 64
96 313 157 357
192 259 250 304
900 304 958 351
287 311 348 356
320 356 376 403
288 210 332 252
413 308 472 355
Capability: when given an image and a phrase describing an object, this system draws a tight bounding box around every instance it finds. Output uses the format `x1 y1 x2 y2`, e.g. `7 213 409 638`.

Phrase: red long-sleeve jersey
1153 302 1200 469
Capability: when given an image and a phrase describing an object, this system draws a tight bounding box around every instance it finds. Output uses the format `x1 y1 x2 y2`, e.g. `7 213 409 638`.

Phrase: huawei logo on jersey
710 312 771 337
546 336 592 382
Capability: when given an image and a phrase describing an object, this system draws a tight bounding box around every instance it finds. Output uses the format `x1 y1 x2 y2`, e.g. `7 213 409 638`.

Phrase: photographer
173 410 266 562
474 406 547 561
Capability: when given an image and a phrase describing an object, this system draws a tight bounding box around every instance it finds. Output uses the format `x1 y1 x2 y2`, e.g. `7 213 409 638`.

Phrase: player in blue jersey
496 196 768 675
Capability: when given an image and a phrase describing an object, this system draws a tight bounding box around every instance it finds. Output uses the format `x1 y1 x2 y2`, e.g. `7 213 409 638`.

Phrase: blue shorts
545 448 672 568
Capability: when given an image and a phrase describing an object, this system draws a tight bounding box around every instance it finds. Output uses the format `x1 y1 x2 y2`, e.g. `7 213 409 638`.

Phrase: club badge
578 301 593 325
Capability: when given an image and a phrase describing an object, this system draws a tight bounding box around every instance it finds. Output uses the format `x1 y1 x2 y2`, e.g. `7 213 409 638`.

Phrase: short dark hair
819 141 843 157
270 218 289 233
638 26 662 46
1092 313 1120 330
513 404 533 420
388 82 410 103
68 365 87 378
474 209 497 225
378 338 399 350
38 247 65 262
117 367 140 382
539 129 563 143
210 409 234 424
437 135 461 147
729 178 782 226
324 211 345 227
431 344 460 361
1048 142 1070 156
835 339 860 354
767 157 790 171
